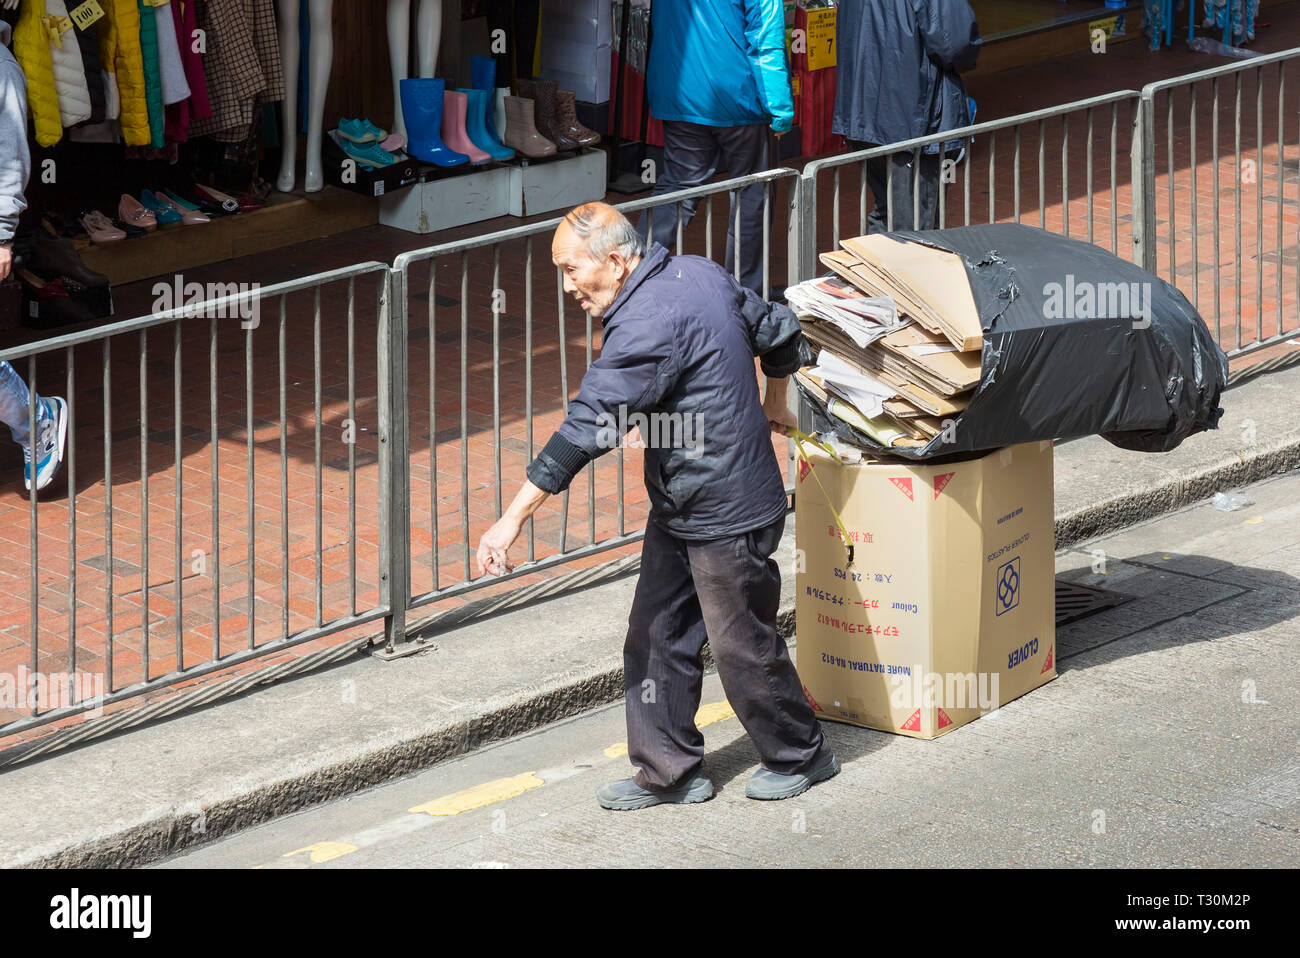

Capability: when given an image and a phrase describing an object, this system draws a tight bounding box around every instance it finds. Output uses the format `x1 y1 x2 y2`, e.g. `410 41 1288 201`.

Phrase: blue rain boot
399 78 469 167
470 55 515 159
458 88 514 161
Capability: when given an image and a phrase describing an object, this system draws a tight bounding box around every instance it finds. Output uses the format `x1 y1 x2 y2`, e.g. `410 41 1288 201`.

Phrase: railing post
1132 90 1157 270
797 169 819 283
793 170 814 449
379 266 411 653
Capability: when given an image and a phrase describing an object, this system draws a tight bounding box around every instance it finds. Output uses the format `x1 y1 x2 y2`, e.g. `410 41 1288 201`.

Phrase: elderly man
476 202 838 810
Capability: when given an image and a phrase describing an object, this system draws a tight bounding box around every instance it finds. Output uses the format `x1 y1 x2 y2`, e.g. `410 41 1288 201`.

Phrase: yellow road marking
603 743 628 758
695 700 736 728
1244 516 1264 524
283 841 358 864
409 771 545 816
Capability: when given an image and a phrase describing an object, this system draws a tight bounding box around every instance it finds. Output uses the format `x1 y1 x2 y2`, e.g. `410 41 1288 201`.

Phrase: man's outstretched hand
475 478 552 578
476 513 522 577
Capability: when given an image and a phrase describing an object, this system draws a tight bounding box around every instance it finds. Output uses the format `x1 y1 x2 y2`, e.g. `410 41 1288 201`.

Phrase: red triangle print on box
900 709 921 732
803 685 823 712
889 477 914 501
937 708 953 729
933 472 955 499
798 459 812 483
1041 644 1055 674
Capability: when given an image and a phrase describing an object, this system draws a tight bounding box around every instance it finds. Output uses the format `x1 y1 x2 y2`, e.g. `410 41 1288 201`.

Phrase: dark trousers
849 139 942 233
636 120 772 293
623 514 824 790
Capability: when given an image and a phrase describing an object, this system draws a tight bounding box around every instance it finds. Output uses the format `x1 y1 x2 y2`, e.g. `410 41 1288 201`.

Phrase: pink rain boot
441 91 490 164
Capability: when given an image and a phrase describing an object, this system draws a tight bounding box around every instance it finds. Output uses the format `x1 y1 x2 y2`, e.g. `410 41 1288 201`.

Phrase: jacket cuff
526 432 591 494
760 330 812 378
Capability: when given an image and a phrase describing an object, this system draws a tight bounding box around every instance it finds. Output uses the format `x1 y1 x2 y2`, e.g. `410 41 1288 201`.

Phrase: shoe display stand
378 147 607 234
378 161 514 234
509 148 607 218
76 190 379 288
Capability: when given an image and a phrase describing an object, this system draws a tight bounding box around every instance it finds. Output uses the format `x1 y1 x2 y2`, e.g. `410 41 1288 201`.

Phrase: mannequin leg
302 0 333 193
485 0 510 88
416 0 442 77
514 0 540 80
276 0 301 192
387 0 410 138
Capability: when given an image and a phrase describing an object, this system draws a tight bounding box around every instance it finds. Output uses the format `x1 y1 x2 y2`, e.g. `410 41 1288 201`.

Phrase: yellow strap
790 428 854 567
41 14 73 48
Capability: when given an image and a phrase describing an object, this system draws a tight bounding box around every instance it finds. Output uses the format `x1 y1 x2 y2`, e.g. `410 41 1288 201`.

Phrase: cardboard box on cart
794 440 1057 739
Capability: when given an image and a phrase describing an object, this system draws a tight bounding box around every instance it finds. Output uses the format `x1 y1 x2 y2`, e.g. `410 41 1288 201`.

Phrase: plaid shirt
190 0 284 142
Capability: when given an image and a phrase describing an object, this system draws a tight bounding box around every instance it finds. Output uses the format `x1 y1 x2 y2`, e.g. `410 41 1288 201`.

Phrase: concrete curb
1053 434 1300 549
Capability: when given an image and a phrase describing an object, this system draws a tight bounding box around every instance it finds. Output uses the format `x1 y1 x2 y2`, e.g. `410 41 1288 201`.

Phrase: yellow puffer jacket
96 0 148 145
13 0 62 147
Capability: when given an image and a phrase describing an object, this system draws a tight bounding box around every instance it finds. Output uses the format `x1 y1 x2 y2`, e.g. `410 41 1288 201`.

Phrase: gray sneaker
745 748 840 800
596 775 715 811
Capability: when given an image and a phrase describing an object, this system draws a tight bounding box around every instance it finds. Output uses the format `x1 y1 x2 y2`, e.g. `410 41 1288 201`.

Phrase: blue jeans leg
0 360 44 449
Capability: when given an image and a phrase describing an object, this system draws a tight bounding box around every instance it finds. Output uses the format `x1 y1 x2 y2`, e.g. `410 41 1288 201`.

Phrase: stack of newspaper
788 233 985 450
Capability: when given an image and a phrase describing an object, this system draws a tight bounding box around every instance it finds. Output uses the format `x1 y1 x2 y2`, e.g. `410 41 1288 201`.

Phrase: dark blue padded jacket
527 243 810 540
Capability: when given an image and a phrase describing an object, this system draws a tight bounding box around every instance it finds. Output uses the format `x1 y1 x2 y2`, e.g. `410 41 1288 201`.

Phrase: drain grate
1055 579 1129 626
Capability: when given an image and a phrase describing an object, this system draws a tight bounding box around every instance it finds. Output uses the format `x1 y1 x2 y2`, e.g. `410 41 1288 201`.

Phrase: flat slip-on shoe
112 217 148 239
596 775 715 811
194 184 240 213
140 189 183 227
744 748 840 801
79 210 126 244
118 193 156 232
165 191 229 218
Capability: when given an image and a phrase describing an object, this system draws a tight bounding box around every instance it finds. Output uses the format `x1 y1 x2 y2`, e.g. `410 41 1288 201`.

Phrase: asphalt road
157 470 1300 868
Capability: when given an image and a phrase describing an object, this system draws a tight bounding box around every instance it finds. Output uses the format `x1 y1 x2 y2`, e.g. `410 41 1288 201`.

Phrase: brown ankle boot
555 89 601 148
527 79 578 152
504 96 557 158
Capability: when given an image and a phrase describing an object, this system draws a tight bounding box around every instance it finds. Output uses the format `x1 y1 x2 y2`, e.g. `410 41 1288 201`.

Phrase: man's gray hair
565 203 645 264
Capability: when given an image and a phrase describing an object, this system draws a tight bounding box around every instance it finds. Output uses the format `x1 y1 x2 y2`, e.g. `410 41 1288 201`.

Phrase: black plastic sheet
798 224 1229 460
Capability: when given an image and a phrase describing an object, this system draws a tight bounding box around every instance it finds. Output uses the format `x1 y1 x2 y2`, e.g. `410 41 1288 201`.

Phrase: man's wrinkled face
552 222 631 318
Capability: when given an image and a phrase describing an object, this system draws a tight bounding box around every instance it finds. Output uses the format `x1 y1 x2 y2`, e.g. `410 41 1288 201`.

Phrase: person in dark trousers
833 0 980 233
476 202 838 810
635 0 793 294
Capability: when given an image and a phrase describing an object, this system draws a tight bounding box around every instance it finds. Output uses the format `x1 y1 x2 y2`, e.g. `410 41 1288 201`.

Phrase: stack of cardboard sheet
790 233 985 450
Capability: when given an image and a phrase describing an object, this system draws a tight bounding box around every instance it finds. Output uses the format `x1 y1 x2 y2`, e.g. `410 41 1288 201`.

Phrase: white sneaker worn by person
24 396 68 492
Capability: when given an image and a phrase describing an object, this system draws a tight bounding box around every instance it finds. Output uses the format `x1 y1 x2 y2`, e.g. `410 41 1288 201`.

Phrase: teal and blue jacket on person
646 0 794 132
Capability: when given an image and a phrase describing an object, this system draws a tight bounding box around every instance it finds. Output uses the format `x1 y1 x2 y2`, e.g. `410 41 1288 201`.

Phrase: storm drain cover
1055 579 1130 626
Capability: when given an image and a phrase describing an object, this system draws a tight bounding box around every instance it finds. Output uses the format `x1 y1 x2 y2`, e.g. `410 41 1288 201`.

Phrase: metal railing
1135 47 1300 359
798 89 1143 280
0 263 393 735
385 169 803 649
6 47 1300 735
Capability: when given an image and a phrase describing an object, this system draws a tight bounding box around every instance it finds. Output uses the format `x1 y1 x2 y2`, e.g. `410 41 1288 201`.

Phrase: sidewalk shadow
1052 551 1299 673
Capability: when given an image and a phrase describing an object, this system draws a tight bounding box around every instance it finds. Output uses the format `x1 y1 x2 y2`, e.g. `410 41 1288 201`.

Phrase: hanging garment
96 0 149 145
790 3 842 158
12 0 62 146
164 0 211 142
191 0 285 143
45 0 93 128
153 1 190 105
67 8 106 124
137 0 164 146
